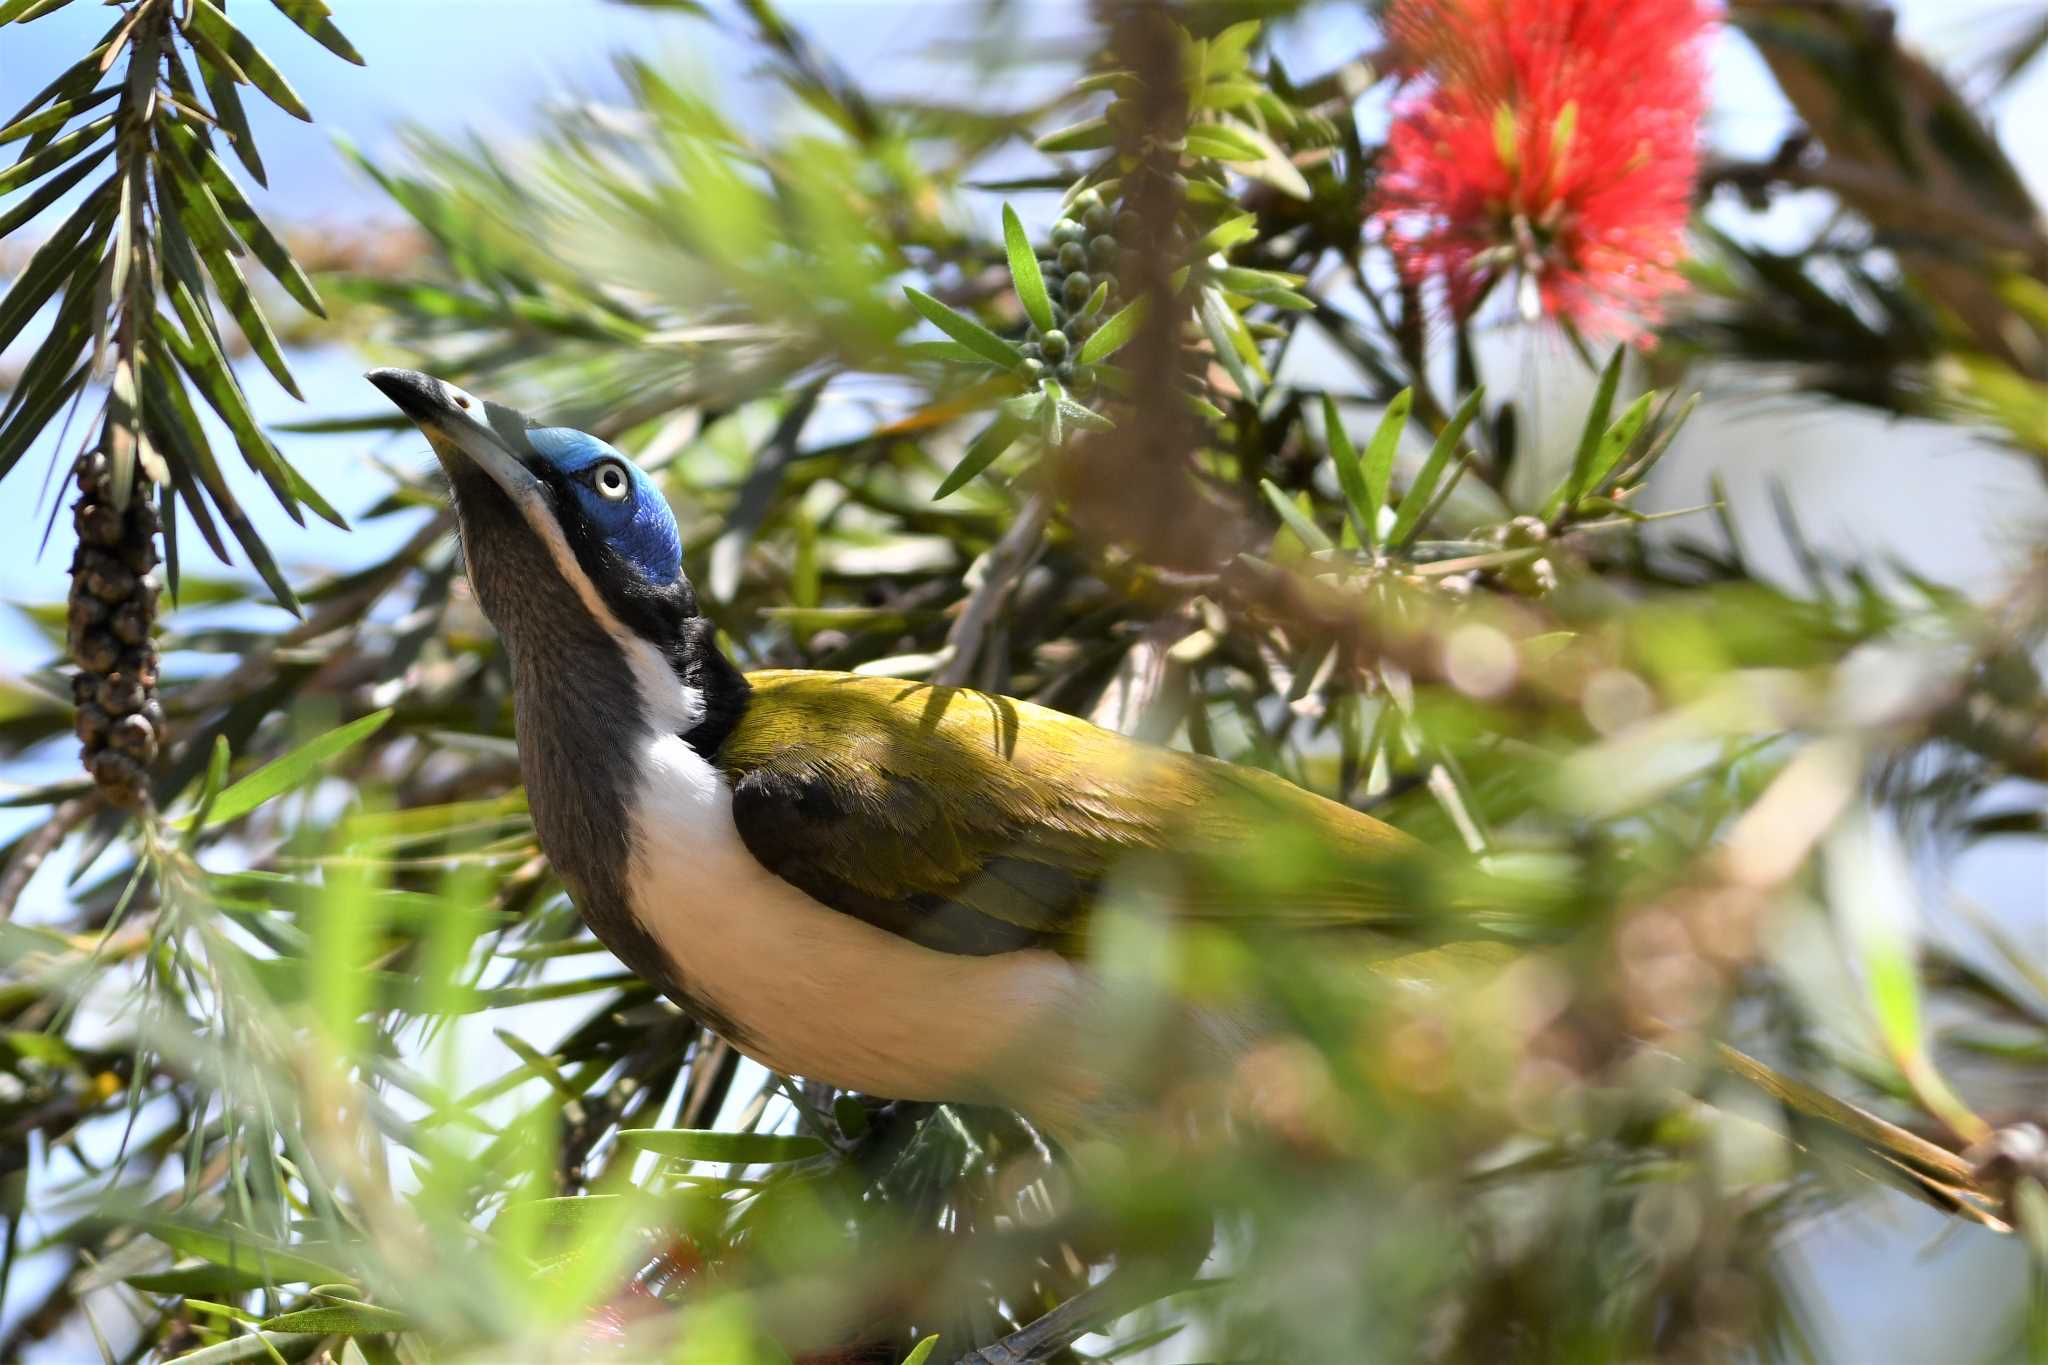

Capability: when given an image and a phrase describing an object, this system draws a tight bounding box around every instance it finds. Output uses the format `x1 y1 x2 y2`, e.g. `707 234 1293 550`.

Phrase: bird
366 367 1428 1139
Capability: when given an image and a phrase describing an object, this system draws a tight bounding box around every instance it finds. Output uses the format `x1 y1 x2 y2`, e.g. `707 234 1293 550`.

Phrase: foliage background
1 2 2045 1362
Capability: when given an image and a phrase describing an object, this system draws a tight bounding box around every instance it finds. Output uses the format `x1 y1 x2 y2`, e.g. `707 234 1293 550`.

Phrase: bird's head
365 368 701 671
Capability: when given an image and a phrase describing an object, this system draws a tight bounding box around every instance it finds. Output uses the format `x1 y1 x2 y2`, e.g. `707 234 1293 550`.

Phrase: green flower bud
1040 329 1070 360
1052 219 1085 246
1022 357 1047 380
1088 233 1119 265
1083 203 1111 233
1073 188 1103 213
1058 241 1088 273
1062 271 1093 305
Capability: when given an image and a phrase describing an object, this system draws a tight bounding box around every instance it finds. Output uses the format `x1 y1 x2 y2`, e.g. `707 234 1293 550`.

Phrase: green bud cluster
1021 188 1133 392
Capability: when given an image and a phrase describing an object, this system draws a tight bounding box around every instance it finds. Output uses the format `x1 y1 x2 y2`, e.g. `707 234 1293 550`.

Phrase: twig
934 493 1050 687
0 796 95 921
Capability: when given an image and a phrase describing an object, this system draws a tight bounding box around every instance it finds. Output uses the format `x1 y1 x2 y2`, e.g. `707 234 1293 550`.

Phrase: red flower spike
1372 0 1715 338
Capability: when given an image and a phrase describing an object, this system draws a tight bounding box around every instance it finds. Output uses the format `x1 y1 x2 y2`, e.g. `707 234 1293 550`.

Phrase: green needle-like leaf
1322 394 1373 548
138 1220 355 1289
0 110 112 194
1360 388 1412 548
181 709 394 830
1002 203 1055 334
1261 477 1334 553
1543 344 1623 520
266 0 364 65
0 85 115 145
195 46 265 185
903 286 1024 372
1576 389 1655 505
1077 296 1145 364
187 1 314 120
933 411 1030 499
1391 385 1484 548
1035 117 1113 153
260 1304 411 1335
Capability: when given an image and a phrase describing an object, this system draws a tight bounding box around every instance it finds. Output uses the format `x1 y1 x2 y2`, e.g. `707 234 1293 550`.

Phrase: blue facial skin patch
527 427 683 585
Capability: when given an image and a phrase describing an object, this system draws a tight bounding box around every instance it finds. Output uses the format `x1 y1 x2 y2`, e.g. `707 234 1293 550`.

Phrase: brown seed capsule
120 538 159 574
73 629 121 674
111 601 151 646
77 503 124 546
83 559 138 604
86 750 147 808
108 713 159 763
74 702 110 747
96 672 146 716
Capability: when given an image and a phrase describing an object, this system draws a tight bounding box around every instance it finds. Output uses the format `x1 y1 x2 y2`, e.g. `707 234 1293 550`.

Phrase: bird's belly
625 733 1114 1126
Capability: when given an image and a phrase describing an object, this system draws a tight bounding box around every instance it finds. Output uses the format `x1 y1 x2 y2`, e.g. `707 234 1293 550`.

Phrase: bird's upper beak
365 367 544 507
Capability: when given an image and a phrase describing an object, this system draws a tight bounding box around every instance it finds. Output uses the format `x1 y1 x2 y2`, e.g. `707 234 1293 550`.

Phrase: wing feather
719 670 1419 957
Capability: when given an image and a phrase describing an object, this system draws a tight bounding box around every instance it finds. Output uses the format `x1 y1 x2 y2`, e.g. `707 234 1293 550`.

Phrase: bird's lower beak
365 368 544 504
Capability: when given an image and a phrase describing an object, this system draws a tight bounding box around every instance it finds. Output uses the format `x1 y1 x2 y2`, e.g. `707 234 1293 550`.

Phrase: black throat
447 465 753 1041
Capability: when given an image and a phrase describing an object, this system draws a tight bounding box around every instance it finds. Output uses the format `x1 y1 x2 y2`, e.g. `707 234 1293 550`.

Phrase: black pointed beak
365 368 546 504
365 367 450 425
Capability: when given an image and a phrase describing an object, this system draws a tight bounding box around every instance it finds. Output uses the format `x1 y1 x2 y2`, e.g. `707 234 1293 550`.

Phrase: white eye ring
593 462 631 502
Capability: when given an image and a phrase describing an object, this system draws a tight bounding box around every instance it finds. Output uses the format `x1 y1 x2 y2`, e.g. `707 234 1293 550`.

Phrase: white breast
626 728 1123 1132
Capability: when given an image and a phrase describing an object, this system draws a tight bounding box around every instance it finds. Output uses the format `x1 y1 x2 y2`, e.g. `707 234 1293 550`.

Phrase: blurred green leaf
1002 203 1055 334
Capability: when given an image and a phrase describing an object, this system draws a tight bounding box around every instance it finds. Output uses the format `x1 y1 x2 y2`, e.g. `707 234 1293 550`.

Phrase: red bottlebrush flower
1372 0 1714 337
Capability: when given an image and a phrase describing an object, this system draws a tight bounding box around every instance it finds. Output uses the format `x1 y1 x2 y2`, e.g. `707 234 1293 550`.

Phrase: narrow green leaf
138 1221 354 1289
1078 278 1109 320
1189 212 1258 257
0 360 87 484
0 261 97 430
618 1130 828 1164
1035 117 1113 153
169 123 322 315
902 340 990 366
1577 390 1655 504
1321 395 1373 548
1828 814 1991 1146
1001 203 1055 334
902 1337 941 1365
1199 285 1261 400
1542 344 1624 520
187 709 393 829
0 176 111 355
1054 395 1114 432
0 140 109 239
0 111 112 194
1077 296 1145 365
186 1 313 120
1260 478 1333 553
259 1304 410 1335
196 46 264 186
161 256 344 532
192 222 302 398
125 1265 271 1296
1360 389 1412 547
0 85 115 145
182 735 232 844
932 413 1027 500
1391 385 1485 547
0 0 79 26
902 286 1023 371
266 0 364 63
1185 122 1266 161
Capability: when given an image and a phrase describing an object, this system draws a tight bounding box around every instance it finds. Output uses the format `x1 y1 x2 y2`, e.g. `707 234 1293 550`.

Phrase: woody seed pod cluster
67 452 164 809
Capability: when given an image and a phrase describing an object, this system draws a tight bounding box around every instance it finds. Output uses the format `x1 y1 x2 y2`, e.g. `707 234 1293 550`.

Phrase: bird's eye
592 462 631 502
